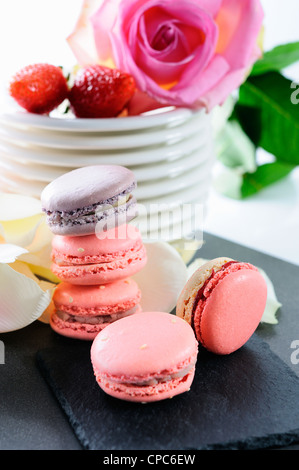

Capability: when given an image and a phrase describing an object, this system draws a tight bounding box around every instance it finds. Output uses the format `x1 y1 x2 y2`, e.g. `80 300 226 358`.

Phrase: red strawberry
68 65 136 118
9 63 69 114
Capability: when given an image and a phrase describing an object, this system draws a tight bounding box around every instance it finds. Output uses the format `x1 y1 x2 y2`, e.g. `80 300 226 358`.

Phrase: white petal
0 244 28 263
0 263 51 333
258 268 281 325
24 219 53 254
133 241 188 313
0 192 42 221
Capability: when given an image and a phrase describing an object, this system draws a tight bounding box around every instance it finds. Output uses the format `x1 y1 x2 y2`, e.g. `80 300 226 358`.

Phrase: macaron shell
91 312 198 378
41 165 136 212
51 243 147 285
196 269 267 355
50 305 142 341
176 257 233 325
91 311 198 402
53 279 141 315
94 367 195 403
51 225 143 265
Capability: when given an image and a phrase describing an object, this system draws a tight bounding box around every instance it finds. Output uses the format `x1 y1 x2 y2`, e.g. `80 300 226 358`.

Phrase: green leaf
251 41 299 76
238 72 299 165
216 120 256 172
232 103 262 147
241 161 295 198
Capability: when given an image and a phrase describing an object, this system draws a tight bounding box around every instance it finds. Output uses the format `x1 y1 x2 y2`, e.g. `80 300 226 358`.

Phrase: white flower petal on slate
186 257 281 325
132 241 188 313
0 262 52 333
258 268 281 325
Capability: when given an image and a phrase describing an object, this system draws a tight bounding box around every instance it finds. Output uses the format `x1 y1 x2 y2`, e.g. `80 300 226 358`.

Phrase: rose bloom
68 0 263 112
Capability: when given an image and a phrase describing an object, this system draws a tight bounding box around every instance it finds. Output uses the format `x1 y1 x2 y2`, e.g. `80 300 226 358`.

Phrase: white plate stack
0 106 214 243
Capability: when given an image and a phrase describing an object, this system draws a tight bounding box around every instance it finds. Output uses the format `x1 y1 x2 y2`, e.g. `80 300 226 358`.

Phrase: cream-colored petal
1 214 44 248
24 218 53 254
0 244 28 263
258 268 281 325
170 239 204 265
132 241 188 313
0 192 42 220
20 242 52 272
0 263 52 333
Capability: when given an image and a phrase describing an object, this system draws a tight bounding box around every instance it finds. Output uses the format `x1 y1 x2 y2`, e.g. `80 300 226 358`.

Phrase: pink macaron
90 311 198 403
50 278 141 340
51 224 147 285
176 257 267 355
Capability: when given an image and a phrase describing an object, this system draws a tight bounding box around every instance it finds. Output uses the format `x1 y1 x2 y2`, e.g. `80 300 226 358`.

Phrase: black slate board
1 232 299 450
36 333 299 450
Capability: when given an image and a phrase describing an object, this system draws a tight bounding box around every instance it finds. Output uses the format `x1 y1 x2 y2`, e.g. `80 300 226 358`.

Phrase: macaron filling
192 261 258 347
93 354 197 398
54 305 139 325
44 183 136 229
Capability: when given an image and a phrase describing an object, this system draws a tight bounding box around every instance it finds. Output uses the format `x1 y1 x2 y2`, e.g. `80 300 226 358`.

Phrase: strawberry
9 63 69 114
68 65 136 118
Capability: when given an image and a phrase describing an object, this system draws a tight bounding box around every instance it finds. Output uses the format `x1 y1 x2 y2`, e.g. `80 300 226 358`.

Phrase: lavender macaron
41 165 138 236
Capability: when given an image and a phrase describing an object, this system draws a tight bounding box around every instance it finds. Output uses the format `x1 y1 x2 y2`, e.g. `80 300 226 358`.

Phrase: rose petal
132 241 188 313
198 66 249 110
215 0 264 68
91 0 122 63
117 0 219 91
0 262 52 333
174 54 229 107
67 0 103 65
198 0 222 17
0 244 28 264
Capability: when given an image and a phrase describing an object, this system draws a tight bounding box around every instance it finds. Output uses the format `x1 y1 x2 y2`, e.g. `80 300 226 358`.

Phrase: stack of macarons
41 164 147 341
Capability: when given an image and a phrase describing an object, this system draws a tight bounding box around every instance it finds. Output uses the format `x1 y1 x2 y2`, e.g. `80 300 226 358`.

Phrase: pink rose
68 0 263 111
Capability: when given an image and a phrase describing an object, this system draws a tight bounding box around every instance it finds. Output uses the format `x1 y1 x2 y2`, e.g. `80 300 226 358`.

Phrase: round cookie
41 165 137 236
50 278 141 340
176 258 267 355
90 311 198 402
51 224 147 285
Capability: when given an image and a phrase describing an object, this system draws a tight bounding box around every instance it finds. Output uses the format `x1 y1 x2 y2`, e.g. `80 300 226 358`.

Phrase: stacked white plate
0 105 214 242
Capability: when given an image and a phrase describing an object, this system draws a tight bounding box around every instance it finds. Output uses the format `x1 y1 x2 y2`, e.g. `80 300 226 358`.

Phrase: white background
0 0 298 265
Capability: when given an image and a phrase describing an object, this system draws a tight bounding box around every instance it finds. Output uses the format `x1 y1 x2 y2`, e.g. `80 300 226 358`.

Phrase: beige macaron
176 257 234 325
